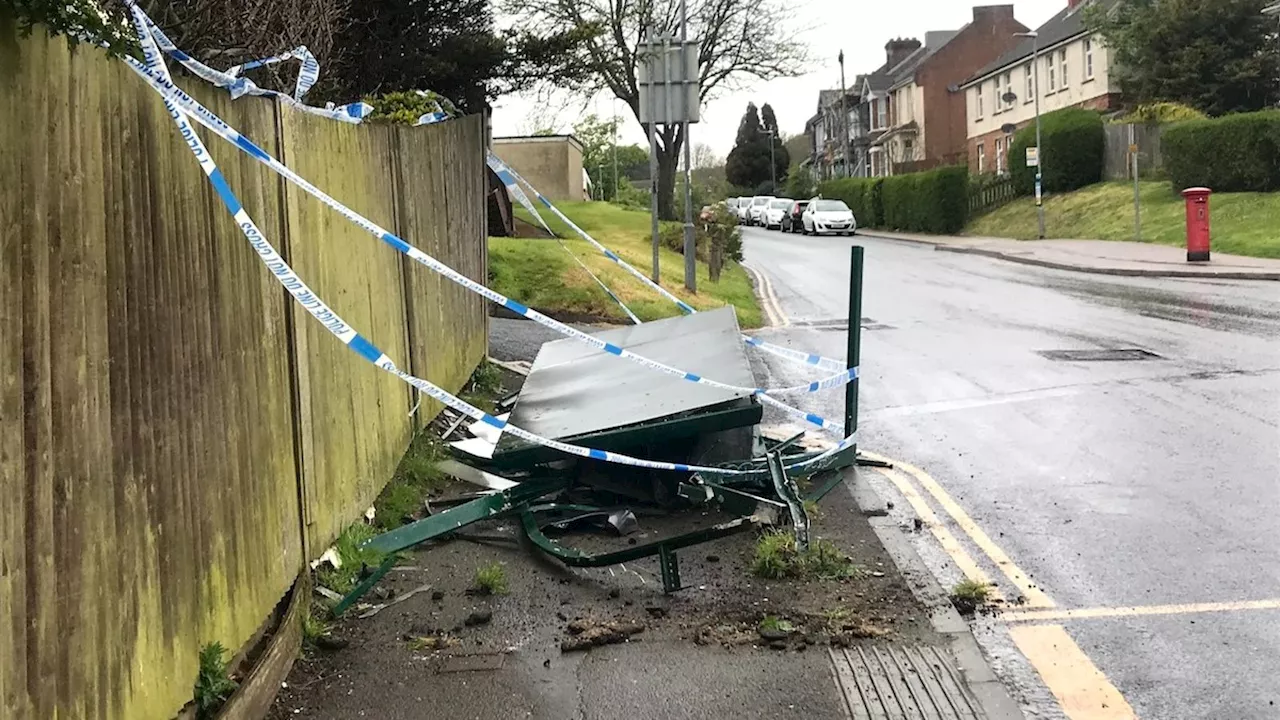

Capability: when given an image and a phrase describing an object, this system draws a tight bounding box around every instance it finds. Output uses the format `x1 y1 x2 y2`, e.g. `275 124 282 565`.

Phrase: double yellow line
864 451 1138 720
742 263 789 328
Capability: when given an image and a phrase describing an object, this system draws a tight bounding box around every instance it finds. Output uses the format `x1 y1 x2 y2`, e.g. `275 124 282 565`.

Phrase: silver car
748 196 774 225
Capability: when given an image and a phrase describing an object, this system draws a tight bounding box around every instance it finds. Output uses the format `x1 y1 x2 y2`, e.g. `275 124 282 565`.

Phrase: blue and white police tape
130 4 853 382
489 155 853 375
120 57 860 404
485 154 556 236
125 7 855 474
133 7 365 124
225 46 320 101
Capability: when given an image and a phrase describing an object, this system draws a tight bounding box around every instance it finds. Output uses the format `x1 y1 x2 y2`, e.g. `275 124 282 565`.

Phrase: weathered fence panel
1104 124 1164 180
0 28 301 720
1 19 487 720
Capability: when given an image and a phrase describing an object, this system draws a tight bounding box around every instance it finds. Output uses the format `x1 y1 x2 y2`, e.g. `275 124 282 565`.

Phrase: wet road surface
741 226 1280 720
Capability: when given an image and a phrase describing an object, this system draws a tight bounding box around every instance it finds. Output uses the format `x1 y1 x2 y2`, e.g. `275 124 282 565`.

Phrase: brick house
960 0 1122 176
865 6 1028 176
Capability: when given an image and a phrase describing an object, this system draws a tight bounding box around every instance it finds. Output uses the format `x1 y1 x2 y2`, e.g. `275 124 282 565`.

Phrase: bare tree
693 142 721 169
506 0 808 219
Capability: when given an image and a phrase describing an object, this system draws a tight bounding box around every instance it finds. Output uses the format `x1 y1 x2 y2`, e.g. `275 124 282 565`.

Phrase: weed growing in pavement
301 606 331 650
949 579 992 616
315 523 387 595
758 616 795 633
471 562 508 595
750 530 859 580
374 432 449 531
194 642 238 719
461 359 505 408
803 499 822 521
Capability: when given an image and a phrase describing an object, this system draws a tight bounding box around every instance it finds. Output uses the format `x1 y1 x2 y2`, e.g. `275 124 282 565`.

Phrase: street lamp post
1015 31 1045 239
839 50 850 179
757 127 777 191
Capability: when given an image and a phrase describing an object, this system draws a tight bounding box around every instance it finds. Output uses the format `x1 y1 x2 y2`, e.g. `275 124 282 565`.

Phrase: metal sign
1025 146 1040 167
637 36 700 124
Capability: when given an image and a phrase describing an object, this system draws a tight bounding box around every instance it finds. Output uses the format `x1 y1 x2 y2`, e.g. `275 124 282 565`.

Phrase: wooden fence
1104 124 1164 181
0 20 487 720
968 174 1020 216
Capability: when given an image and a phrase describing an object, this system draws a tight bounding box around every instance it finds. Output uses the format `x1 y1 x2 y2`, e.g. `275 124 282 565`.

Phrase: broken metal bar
855 456 893 469
363 478 569 556
768 450 810 552
519 509 757 569
659 546 681 593
677 481 787 520
803 468 851 504
331 554 398 617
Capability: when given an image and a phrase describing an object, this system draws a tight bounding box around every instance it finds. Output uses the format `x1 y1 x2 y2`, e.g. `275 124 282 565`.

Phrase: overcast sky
491 0 1068 161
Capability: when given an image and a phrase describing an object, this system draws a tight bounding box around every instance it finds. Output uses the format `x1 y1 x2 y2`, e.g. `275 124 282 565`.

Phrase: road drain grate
1038 348 1162 362
792 318 895 331
828 645 985 719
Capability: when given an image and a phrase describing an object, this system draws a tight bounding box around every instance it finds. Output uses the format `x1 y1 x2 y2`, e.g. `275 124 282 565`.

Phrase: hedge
818 177 884 227
818 166 968 234
1009 108 1104 195
1163 111 1280 193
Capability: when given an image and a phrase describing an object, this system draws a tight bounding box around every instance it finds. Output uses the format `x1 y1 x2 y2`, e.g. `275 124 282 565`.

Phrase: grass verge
490 201 763 327
966 181 1280 258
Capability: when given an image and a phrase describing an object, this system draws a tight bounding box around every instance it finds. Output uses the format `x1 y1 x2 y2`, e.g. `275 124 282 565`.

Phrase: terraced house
961 0 1121 175
864 6 1026 176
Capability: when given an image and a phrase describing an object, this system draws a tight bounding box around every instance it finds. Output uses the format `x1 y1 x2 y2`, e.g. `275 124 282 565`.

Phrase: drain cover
1038 348 1161 362
829 645 985 719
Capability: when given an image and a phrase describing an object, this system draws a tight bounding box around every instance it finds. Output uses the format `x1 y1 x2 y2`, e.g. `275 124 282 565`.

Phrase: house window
876 98 886 129
976 83 984 120
1003 72 1014 108
1085 37 1094 79
977 142 986 174
1059 49 1069 88
904 139 914 161
993 75 1003 114
1025 63 1034 103
1047 55 1056 92
995 138 1005 174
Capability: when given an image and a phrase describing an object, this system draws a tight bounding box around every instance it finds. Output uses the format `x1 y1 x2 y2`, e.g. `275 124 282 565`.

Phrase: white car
802 198 857 236
734 197 752 222
748 196 774 225
762 198 794 230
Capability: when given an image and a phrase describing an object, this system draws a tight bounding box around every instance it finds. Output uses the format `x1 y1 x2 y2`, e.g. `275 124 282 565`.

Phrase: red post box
1181 187 1212 262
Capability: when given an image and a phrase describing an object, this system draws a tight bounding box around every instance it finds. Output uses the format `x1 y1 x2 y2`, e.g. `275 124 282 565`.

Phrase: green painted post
845 246 863 443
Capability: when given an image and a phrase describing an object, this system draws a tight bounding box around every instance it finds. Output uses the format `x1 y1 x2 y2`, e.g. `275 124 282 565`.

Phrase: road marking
741 263 784 327
1008 624 1137 720
1004 598 1280 623
873 467 1004 601
865 451 1056 609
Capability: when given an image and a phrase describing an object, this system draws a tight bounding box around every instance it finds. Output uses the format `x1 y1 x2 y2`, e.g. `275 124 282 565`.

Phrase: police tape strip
142 17 369 123
488 156 853 376
120 56 860 411
133 6 852 382
224 45 320 101
123 4 855 473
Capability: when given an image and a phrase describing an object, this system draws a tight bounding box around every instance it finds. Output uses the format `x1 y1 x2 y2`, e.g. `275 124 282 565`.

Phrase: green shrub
1115 102 1207 125
658 209 743 262
1163 111 1280 192
365 90 457 125
819 167 966 233
1009 108 1105 195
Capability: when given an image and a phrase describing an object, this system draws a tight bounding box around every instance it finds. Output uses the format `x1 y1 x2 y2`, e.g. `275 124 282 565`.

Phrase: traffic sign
1025 146 1040 167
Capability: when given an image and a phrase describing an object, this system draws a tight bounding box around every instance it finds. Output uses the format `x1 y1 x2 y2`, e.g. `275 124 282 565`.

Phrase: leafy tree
784 165 816 199
1086 0 1280 115
506 0 809 220
725 102 788 190
321 0 594 109
573 114 649 200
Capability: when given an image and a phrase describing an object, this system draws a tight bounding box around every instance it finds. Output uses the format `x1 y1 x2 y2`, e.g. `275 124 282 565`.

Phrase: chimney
885 38 922 69
972 5 1016 22
1067 0 1088 10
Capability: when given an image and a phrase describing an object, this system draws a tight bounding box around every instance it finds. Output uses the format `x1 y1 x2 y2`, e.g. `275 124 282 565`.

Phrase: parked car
734 197 752 222
747 196 774 225
762 198 794 230
781 200 810 233
802 198 857 236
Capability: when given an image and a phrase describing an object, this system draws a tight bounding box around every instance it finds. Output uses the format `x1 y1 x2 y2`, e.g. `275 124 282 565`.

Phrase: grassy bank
966 181 1280 258
489 202 763 328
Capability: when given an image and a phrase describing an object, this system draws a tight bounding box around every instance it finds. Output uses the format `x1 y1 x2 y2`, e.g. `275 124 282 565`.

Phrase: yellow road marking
1005 598 1280 623
1009 624 1137 720
743 263 786 327
873 467 1004 602
757 265 790 327
864 451 1056 609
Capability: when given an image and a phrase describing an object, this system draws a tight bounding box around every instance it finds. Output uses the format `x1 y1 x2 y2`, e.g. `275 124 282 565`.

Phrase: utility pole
647 27 660 283
1016 31 1046 239
612 101 619 201
839 50 850 179
680 0 696 292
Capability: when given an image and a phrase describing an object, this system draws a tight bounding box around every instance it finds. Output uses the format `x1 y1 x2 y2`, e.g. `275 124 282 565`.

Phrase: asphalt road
739 225 1280 720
